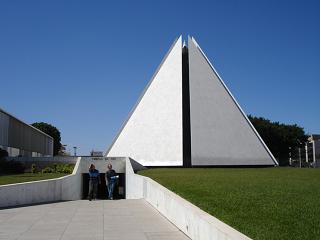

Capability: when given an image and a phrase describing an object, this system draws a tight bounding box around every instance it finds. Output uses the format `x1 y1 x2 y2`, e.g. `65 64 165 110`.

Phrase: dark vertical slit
182 45 192 167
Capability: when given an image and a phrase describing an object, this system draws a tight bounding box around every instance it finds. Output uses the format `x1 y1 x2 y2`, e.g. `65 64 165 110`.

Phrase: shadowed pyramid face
106 36 277 167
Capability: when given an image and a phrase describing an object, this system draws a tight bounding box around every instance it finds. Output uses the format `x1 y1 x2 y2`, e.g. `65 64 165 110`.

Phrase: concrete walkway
0 200 189 240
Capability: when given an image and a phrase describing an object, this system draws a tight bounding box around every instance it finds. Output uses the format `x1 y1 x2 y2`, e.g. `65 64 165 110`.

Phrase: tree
31 122 61 155
248 115 307 166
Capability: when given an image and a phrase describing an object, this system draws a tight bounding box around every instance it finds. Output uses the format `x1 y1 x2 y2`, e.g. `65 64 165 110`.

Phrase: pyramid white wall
106 36 277 166
188 37 276 165
106 37 183 166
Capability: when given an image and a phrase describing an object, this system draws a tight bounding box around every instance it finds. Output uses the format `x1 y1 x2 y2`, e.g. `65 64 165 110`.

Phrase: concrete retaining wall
0 157 82 208
125 158 251 240
79 156 126 173
0 157 127 208
1 156 252 240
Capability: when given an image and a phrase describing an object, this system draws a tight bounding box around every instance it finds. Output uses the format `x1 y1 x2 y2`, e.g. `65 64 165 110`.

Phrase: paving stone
0 199 189 240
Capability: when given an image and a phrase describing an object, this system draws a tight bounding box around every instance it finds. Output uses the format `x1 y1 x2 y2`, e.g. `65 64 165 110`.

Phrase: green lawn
139 168 320 240
0 173 69 185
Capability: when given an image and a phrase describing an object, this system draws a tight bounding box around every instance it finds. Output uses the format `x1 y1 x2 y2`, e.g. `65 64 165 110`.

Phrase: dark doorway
82 173 125 199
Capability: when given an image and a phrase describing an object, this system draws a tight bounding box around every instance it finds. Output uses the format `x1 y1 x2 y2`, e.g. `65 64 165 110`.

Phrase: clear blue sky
0 0 319 155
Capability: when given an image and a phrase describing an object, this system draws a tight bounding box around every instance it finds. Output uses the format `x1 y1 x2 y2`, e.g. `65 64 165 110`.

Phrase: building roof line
189 36 278 166
105 36 181 156
0 107 54 140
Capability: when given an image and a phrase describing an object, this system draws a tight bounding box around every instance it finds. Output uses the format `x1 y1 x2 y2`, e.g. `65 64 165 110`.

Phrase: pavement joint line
143 200 181 232
13 205 48 240
1 209 18 225
58 201 79 240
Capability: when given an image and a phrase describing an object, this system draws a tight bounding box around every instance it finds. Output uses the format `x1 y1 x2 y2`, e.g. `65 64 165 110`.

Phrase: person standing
88 164 100 201
105 163 118 200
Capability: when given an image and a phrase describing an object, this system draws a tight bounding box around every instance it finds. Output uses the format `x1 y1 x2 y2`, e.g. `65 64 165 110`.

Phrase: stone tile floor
0 199 189 240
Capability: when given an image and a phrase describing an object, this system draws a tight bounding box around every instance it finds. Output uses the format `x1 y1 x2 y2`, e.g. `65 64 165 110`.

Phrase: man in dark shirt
105 163 118 200
88 164 100 201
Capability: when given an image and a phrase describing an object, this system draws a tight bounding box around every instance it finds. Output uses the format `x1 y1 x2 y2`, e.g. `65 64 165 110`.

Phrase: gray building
0 108 53 157
308 134 320 166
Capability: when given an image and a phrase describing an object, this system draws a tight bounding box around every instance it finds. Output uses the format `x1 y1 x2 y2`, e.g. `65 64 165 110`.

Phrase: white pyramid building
106 36 278 167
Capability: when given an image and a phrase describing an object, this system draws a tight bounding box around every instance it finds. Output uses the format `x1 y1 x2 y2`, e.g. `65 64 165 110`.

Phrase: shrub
0 159 25 174
63 164 73 174
31 163 37 174
53 163 57 173
61 164 73 173
55 163 73 174
0 148 8 159
42 166 54 173
56 164 63 173
40 164 73 174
